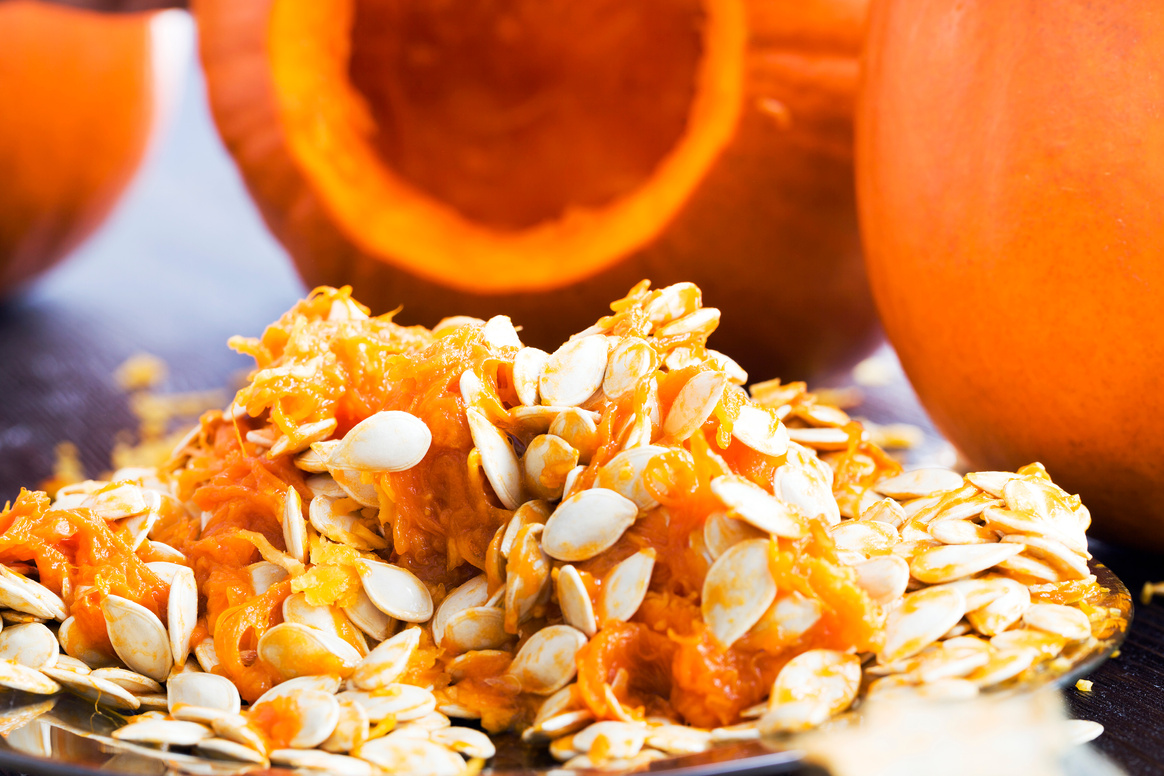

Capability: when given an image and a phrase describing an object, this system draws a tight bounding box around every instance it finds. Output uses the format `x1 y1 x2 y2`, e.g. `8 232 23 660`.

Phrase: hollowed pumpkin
857 0 1164 547
195 0 878 379
0 2 172 295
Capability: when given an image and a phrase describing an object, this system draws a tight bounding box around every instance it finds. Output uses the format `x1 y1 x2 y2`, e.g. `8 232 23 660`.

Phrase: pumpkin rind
195 0 879 379
0 2 162 295
857 0 1164 547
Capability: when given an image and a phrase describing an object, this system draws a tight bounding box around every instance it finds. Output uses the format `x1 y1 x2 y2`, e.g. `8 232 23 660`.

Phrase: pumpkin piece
0 2 182 295
858 0 1164 548
194 0 879 379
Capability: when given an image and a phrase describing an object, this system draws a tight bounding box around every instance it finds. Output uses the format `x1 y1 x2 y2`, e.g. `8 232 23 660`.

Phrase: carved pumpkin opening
267 0 744 292
347 0 705 232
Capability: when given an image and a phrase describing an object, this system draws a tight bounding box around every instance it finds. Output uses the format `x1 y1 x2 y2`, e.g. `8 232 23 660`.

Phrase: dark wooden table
0 39 1160 776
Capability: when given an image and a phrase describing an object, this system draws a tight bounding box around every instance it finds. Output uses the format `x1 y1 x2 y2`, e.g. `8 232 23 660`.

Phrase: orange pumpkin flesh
195 0 879 379
857 0 1164 547
0 2 158 294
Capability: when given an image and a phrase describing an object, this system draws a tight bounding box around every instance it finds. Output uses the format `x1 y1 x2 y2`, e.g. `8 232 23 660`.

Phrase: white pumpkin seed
443 606 512 654
167 671 240 714
663 371 727 442
0 566 66 621
297 441 341 473
910 543 1024 584
539 335 609 408
852 555 910 604
523 434 578 501
482 315 522 350
505 524 551 630
876 469 964 499
91 667 162 694
0 622 57 669
966 471 1018 498
549 408 600 464
513 347 550 406
328 410 432 472
598 549 655 626
112 719 212 746
508 625 588 695
879 586 967 663
966 577 1031 636
702 538 777 648
603 338 656 400
101 595 172 682
321 693 370 754
309 495 388 551
256 622 362 680
272 749 373 775
249 561 289 595
594 445 668 510
1023 604 1092 641
768 649 861 726
990 630 1066 660
731 405 790 457
340 685 436 722
357 737 465 776
343 588 397 643
168 566 197 667
282 486 308 564
357 559 433 623
352 627 421 691
269 418 338 458
542 489 639 562
0 662 60 695
710 475 805 539
44 667 138 710
466 408 525 509
433 576 489 648
556 564 597 638
196 737 269 765
573 720 647 760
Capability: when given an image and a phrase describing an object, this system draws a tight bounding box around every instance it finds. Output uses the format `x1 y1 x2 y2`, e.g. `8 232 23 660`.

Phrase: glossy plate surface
0 563 1130 776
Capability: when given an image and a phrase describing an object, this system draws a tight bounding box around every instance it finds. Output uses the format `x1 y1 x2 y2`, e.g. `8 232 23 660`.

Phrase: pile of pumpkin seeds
0 282 1119 774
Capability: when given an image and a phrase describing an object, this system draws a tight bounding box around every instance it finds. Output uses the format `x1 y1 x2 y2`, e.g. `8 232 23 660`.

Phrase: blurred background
0 1 1161 774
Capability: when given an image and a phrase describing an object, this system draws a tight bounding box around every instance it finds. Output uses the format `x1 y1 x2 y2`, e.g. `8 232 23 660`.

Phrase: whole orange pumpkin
0 2 175 295
857 0 1164 547
195 0 878 379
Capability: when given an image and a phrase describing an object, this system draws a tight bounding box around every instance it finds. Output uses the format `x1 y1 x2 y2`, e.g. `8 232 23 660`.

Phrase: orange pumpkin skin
858 0 1164 547
195 0 879 380
0 2 158 295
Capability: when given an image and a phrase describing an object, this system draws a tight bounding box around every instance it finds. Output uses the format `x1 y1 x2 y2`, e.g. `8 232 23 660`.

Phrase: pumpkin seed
523 434 578 501
710 475 805 539
193 638 220 674
357 737 466 775
91 667 163 694
482 315 522 350
598 549 655 626
0 662 60 695
442 607 512 654
352 627 420 691
765 650 860 732
603 338 656 400
594 445 668 510
966 471 1018 498
280 486 308 564
429 726 496 758
466 408 525 509
773 447 840 525
1000 534 1091 580
966 647 1037 687
876 469 963 499
272 748 373 775
505 524 551 631
167 566 197 668
731 405 790 457
328 468 381 508
785 426 850 449
298 441 341 473
852 555 910 604
1065 719 1104 746
555 565 597 638
167 671 240 714
0 622 57 669
880 586 967 664
356 559 434 623
328 410 432 472
340 684 437 722
702 510 765 561
263 690 340 749
102 595 172 682
540 335 609 408
112 719 212 746
1023 603 1092 641
965 578 1031 636
211 713 268 754
44 667 138 710
269 418 338 458
549 407 600 464
513 347 550 406
321 693 370 753
342 588 397 644
195 737 269 765
309 495 389 551
929 519 998 545
508 625 588 695
702 538 777 648
830 520 900 557
909 543 1024 584
573 720 647 760
542 489 639 562
256 622 362 680
644 282 701 327
654 307 720 339
0 566 66 621
990 630 1067 660
663 371 727 442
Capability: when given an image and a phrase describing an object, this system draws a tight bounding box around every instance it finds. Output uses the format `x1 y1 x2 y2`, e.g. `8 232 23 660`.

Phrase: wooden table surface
0 39 1160 776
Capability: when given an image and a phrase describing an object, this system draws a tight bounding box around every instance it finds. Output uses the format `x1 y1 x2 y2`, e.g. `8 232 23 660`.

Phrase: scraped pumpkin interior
267 0 744 290
347 0 703 230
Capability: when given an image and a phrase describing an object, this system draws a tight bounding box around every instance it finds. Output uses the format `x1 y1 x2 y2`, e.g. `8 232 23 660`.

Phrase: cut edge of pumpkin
266 0 746 294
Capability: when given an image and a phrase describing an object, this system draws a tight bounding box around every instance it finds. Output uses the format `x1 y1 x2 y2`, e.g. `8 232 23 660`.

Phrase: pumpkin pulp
266 0 745 291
